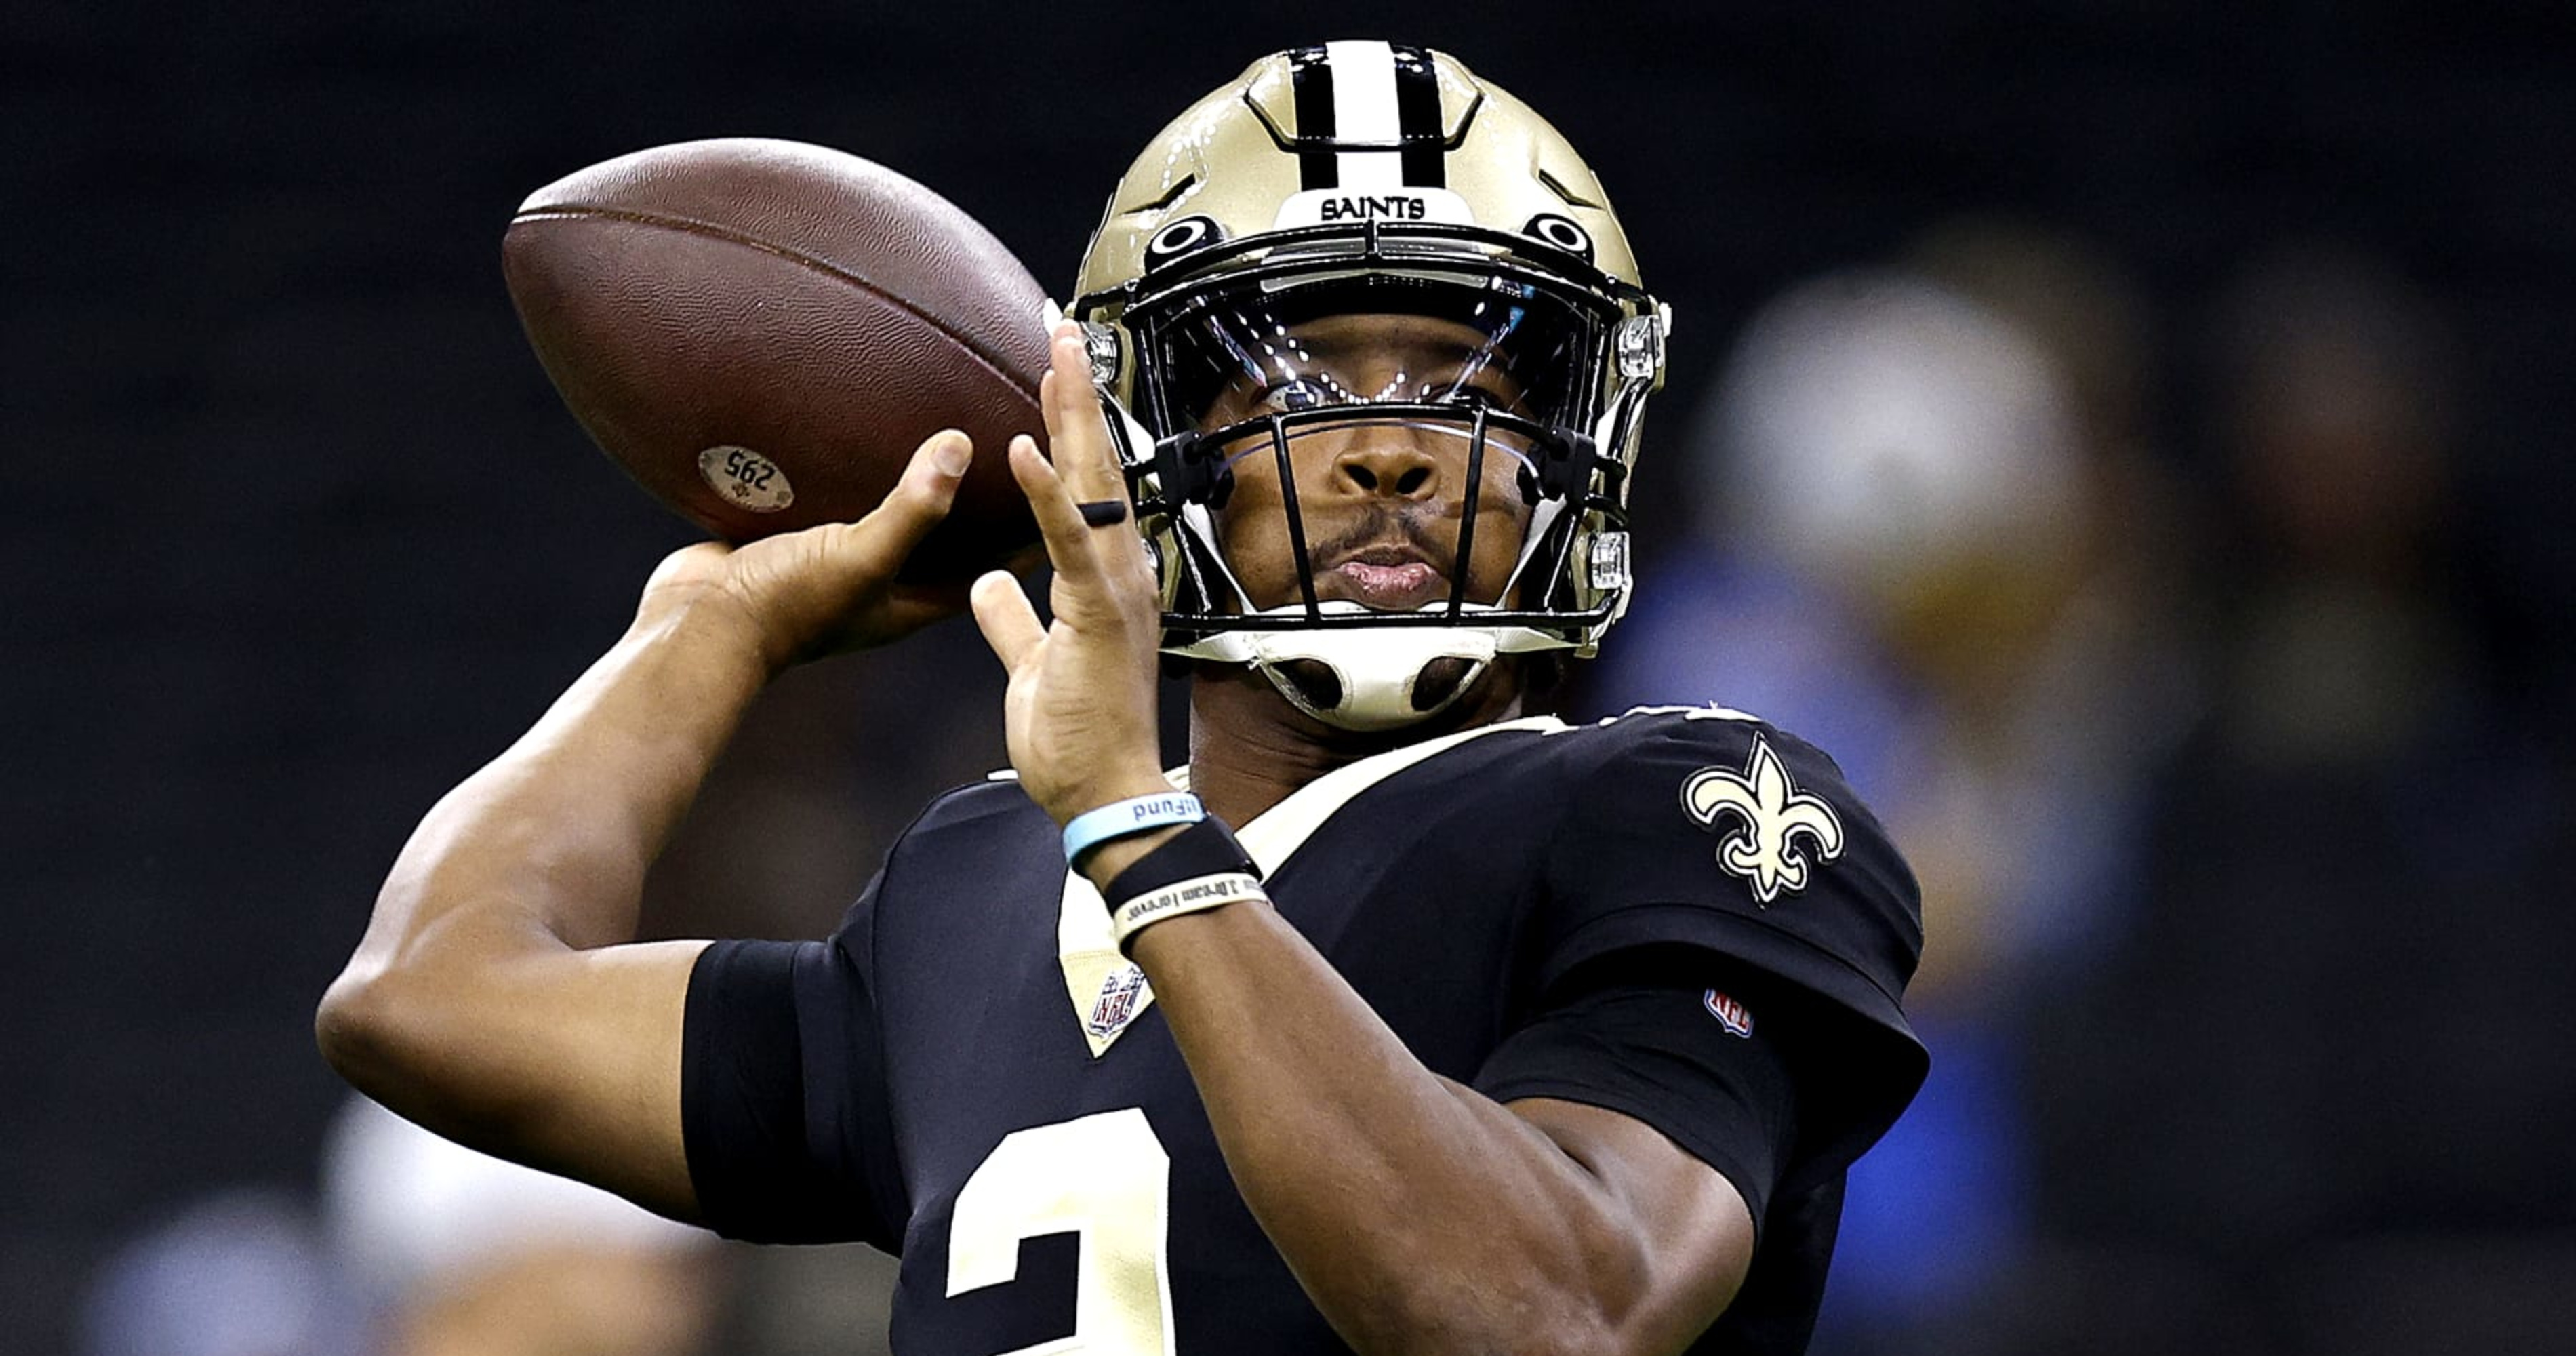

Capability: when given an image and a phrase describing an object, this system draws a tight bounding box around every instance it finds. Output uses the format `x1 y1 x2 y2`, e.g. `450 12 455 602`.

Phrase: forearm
355 596 768 962
319 596 768 1130
1129 903 1654 1356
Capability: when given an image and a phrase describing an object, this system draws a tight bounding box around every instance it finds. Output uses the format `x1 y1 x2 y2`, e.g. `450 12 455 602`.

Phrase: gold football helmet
1068 41 1670 730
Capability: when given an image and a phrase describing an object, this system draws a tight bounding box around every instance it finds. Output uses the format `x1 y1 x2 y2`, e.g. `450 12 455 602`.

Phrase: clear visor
1140 273 1600 441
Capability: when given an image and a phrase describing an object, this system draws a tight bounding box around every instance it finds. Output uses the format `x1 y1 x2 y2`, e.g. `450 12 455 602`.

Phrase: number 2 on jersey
947 1108 1176 1355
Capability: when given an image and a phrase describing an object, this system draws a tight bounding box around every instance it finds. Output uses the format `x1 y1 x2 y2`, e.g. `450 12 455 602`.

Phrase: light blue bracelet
1062 791 1205 866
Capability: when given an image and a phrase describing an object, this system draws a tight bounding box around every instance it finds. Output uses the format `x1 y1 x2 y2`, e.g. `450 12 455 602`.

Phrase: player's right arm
315 430 976 1222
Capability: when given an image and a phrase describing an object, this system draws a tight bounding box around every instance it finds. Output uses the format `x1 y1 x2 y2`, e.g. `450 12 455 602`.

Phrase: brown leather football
502 138 1050 580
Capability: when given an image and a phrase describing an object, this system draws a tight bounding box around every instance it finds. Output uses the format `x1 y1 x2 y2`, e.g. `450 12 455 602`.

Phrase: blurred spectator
324 1097 721 1356
2207 243 2476 771
80 1100 890 1356
2024 243 2576 1354
81 1189 348 1356
1585 218 2192 1351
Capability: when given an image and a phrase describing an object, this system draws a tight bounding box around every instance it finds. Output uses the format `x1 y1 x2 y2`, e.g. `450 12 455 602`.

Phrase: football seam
511 204 1045 399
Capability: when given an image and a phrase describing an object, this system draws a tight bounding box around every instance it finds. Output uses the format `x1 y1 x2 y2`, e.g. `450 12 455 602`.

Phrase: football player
320 43 1926 1355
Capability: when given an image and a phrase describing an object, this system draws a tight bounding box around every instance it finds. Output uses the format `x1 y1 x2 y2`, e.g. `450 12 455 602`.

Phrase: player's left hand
970 323 1172 824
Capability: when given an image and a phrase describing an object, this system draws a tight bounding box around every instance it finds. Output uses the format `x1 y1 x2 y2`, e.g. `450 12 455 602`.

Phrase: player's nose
1327 426 1443 502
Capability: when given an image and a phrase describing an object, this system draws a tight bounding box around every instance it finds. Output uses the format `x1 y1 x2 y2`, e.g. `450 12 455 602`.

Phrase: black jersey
683 707 1927 1354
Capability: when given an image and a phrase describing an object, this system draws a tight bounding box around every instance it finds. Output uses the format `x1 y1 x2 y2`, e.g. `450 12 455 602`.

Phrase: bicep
323 936 709 1223
1510 1096 1758 1342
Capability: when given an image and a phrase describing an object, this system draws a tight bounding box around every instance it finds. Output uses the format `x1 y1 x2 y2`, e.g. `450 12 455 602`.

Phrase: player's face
1198 314 1538 614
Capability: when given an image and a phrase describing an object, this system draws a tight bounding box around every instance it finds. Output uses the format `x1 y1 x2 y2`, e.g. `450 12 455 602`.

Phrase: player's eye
1258 378 1335 412
1428 376 1527 416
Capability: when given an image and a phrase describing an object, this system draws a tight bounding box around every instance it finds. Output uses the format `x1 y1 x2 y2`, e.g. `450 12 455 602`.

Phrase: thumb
845 430 973 570
970 570 1045 672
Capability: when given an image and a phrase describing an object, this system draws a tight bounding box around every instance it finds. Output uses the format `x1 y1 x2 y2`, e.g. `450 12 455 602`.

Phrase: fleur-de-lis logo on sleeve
1681 734 1847 904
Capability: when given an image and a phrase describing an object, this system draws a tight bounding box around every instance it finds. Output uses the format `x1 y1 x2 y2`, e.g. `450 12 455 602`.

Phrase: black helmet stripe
1289 45 1338 191
1391 44 1446 187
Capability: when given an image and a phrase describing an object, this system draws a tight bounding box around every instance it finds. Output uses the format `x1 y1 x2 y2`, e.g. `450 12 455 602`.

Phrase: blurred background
7 0 2573 1352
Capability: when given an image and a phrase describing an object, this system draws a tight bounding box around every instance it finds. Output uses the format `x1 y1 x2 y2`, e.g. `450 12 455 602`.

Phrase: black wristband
1101 814 1260 910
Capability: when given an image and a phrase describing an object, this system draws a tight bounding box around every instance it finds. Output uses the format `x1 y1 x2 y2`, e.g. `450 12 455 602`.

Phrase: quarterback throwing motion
321 43 1926 1355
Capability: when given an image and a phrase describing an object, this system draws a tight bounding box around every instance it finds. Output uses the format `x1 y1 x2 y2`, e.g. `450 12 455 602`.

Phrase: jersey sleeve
680 874 908 1250
1535 711 1930 1173
1474 949 1801 1233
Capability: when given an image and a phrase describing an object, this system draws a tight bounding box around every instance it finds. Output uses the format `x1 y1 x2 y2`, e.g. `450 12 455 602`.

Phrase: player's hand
635 430 977 670
970 323 1171 824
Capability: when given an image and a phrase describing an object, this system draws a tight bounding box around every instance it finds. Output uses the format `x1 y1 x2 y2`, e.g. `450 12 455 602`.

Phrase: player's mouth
1323 544 1451 610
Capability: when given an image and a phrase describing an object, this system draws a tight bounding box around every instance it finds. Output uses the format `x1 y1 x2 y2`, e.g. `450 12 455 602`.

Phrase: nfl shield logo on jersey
1702 989 1755 1038
1087 965 1152 1041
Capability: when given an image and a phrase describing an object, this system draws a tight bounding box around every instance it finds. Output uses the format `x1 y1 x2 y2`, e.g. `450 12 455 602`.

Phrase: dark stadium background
8 1 2573 1352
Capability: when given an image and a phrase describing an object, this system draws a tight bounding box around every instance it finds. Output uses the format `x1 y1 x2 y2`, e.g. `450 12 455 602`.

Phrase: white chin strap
1172 603 1566 732
1250 626 1497 732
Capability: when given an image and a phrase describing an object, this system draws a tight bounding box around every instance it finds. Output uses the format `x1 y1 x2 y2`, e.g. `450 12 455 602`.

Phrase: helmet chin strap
1169 603 1573 732
1247 625 1500 732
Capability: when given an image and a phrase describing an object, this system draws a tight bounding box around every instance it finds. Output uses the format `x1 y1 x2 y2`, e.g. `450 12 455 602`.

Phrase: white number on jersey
946 1107 1176 1355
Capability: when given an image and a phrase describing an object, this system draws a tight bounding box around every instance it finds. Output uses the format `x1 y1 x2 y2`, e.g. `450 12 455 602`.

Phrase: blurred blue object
1816 1016 2028 1331
80 1188 355 1356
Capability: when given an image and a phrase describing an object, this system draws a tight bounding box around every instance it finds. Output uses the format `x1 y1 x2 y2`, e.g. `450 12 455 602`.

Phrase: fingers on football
969 568 1044 671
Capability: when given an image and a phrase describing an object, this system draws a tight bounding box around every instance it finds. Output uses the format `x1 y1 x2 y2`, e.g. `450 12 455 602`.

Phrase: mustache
1307 505 1455 574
